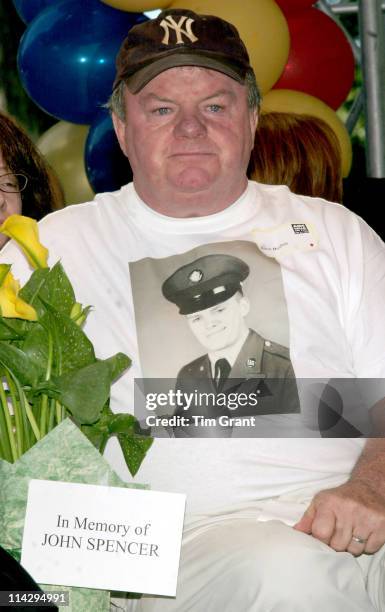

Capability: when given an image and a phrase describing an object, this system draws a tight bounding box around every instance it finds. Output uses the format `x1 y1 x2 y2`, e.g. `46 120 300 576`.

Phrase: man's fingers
329 519 354 552
360 532 383 555
346 534 370 556
293 483 385 554
293 503 316 533
309 507 336 545
294 500 337 546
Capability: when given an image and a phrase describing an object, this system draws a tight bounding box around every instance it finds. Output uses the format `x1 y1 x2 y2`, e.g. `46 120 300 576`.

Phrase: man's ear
240 296 250 317
112 111 129 158
249 109 258 139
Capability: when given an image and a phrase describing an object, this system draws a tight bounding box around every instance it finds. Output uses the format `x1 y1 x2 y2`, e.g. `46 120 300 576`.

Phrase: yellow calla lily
0 215 48 269
0 269 37 321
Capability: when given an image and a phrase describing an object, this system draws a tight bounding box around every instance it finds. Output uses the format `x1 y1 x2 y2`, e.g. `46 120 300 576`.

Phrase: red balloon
275 0 315 14
273 8 355 109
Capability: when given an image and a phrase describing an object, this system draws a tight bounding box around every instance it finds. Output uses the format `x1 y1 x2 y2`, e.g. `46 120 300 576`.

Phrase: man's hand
294 480 385 556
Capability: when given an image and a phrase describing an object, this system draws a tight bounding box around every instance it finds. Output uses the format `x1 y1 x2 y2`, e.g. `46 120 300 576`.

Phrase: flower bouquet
0 215 152 609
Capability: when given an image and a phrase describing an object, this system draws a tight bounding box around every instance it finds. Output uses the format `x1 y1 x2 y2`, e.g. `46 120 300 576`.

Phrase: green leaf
0 318 29 341
18 268 50 319
37 262 76 316
102 353 131 381
30 379 60 397
81 425 109 453
53 361 112 424
18 263 76 319
52 353 130 425
22 323 50 374
0 342 44 386
0 264 11 285
81 403 113 450
117 434 153 477
43 308 95 375
81 405 153 476
106 413 137 434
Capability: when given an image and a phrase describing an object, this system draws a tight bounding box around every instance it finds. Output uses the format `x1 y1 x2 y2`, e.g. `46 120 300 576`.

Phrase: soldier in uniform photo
162 253 299 435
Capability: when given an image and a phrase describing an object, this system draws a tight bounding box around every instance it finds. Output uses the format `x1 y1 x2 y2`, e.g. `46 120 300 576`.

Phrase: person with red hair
248 111 343 203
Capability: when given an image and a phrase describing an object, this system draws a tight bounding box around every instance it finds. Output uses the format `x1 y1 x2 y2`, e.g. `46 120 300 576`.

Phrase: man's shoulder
252 180 362 225
240 329 292 371
260 335 295 379
248 329 290 362
177 354 210 378
251 181 380 256
262 338 290 361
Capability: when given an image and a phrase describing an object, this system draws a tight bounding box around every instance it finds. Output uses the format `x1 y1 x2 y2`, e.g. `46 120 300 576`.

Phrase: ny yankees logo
159 15 198 45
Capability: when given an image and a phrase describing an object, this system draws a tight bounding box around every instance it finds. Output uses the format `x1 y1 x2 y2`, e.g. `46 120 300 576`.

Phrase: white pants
113 517 385 612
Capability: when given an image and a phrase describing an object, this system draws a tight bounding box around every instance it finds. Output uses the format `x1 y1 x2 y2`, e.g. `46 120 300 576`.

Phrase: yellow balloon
262 89 352 177
101 0 171 10
169 0 290 94
37 122 94 205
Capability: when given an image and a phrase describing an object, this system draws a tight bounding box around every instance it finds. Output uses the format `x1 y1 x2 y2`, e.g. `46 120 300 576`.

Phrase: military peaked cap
162 253 250 315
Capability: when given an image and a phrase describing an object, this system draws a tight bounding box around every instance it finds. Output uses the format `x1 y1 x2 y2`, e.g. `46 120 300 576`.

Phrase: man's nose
174 111 207 139
203 315 217 330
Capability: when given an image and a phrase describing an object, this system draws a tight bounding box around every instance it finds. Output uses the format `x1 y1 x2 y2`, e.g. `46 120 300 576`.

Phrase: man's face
112 66 257 217
186 293 250 352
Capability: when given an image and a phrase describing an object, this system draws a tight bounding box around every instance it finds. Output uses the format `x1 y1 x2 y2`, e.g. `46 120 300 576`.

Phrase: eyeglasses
0 173 28 194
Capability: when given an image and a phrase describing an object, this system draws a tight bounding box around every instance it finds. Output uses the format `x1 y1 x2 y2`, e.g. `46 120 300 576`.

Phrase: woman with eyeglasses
0 111 64 248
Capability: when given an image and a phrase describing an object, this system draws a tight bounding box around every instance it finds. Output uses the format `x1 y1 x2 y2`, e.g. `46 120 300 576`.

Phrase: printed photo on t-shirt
130 240 292 374
129 240 303 438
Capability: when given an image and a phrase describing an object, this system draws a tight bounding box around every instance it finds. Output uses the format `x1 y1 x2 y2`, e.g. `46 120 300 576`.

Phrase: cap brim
178 283 241 315
124 53 245 93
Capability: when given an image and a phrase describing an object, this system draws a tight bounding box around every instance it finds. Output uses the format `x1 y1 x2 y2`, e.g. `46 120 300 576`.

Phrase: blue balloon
85 111 132 194
13 0 63 24
18 0 147 124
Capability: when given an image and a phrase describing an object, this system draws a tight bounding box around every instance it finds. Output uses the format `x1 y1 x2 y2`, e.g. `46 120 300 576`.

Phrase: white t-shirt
2 181 385 519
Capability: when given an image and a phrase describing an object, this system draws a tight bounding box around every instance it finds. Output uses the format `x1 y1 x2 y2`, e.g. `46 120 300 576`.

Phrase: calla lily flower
0 265 37 321
0 215 48 269
70 302 88 327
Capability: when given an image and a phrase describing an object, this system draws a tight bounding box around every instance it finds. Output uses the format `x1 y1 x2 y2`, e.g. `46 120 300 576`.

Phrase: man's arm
294 217 385 556
294 437 385 555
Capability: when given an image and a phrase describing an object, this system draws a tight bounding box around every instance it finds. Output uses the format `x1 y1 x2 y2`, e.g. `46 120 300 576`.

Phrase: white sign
21 480 186 596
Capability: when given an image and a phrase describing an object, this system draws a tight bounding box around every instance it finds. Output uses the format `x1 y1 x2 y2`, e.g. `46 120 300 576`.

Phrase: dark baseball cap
162 254 250 315
113 8 252 93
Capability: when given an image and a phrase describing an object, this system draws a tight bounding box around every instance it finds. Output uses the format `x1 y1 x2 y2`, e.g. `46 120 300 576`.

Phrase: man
162 253 299 436
2 8 385 611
